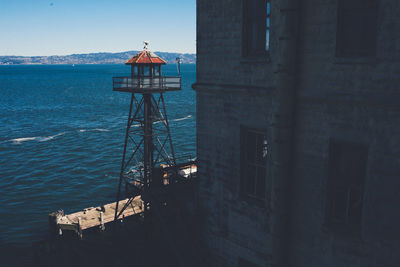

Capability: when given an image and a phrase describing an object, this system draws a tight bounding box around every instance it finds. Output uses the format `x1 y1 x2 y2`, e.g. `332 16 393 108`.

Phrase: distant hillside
0 51 196 65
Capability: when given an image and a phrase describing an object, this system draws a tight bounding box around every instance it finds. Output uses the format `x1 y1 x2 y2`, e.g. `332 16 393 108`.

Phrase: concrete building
193 0 400 266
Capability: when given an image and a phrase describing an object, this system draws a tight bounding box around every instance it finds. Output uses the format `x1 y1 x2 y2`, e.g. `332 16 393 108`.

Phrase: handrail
113 76 181 92
113 76 181 79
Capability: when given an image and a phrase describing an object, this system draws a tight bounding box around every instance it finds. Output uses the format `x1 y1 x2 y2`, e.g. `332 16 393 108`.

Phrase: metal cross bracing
114 91 177 221
112 45 198 244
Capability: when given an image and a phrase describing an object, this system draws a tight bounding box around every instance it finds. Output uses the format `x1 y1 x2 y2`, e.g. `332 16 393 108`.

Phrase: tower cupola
113 42 180 92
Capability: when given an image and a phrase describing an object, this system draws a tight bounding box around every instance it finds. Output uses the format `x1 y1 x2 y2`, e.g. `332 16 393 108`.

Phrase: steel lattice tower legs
114 92 176 222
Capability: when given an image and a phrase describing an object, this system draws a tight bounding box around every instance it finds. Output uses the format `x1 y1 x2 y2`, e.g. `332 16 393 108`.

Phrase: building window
336 0 378 57
240 126 268 201
243 0 271 57
238 257 261 267
325 140 368 233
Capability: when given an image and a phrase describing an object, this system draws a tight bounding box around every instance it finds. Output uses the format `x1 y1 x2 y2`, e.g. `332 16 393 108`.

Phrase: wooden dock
49 164 197 238
49 196 143 237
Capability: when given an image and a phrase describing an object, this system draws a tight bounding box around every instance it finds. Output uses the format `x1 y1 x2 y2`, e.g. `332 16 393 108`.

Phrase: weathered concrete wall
196 0 301 265
288 0 400 266
196 0 277 87
196 86 275 266
195 0 400 266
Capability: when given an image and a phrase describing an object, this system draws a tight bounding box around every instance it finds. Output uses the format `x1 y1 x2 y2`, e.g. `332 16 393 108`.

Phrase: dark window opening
336 0 378 57
143 66 151 77
240 126 268 202
243 0 271 57
325 140 368 234
238 257 261 267
154 65 160 76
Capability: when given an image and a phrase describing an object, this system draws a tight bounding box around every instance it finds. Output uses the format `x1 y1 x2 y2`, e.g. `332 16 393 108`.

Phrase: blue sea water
0 64 196 253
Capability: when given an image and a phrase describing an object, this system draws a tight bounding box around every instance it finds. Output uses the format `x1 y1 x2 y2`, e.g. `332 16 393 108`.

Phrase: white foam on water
153 120 166 125
11 132 66 144
172 115 192 122
78 128 110 133
11 137 37 144
127 116 191 127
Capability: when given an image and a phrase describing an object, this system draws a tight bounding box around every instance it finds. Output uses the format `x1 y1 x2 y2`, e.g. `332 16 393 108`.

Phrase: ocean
0 64 196 259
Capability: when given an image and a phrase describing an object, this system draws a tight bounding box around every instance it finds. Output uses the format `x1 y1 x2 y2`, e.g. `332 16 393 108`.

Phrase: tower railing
113 76 181 92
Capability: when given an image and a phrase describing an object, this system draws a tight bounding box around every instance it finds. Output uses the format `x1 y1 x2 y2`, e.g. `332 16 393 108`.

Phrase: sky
0 0 196 56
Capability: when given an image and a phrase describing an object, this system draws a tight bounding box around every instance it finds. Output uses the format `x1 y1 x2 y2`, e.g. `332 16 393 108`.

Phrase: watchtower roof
126 49 167 65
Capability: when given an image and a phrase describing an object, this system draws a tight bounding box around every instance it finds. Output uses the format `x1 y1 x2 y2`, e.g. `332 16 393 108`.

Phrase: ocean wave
10 132 66 144
172 115 192 122
93 128 110 132
78 128 110 133
128 116 192 127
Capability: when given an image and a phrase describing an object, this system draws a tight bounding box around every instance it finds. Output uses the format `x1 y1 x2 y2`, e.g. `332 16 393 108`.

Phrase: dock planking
49 164 196 237
51 196 143 236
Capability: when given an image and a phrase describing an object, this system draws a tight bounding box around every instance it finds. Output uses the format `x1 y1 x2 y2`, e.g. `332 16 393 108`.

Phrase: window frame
238 257 261 267
324 139 369 235
242 0 271 58
240 126 268 203
335 0 379 58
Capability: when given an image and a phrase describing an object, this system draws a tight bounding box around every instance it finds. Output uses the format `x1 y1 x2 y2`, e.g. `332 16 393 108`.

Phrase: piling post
48 210 64 237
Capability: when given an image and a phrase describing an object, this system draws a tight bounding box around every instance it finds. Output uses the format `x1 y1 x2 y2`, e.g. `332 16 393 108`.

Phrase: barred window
240 126 268 201
238 257 261 267
336 0 378 57
243 0 271 57
325 140 368 233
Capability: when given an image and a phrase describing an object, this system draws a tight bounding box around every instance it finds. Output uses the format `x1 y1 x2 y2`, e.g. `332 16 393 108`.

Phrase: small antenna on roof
143 41 150 50
176 57 181 75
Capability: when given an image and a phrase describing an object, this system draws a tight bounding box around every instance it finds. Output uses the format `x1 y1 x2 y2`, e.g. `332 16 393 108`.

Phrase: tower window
238 258 261 267
325 140 368 233
243 0 271 57
336 0 378 57
240 126 268 201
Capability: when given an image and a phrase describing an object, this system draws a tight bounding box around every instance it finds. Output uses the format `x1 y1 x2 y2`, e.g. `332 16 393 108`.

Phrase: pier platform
49 162 197 238
49 196 143 237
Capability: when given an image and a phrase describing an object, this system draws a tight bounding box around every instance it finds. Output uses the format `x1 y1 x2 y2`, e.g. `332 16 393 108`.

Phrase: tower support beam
112 44 182 223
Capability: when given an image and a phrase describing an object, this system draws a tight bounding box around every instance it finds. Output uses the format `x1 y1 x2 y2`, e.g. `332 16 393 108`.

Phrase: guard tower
112 42 182 221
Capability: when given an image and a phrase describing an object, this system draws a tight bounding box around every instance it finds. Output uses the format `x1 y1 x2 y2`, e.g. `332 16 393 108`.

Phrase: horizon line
0 49 197 58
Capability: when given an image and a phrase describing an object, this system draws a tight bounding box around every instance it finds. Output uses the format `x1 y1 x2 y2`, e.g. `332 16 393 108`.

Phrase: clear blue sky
0 0 196 56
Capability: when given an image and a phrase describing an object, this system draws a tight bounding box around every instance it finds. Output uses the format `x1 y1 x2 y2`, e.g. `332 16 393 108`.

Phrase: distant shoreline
0 62 196 66
0 50 196 65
